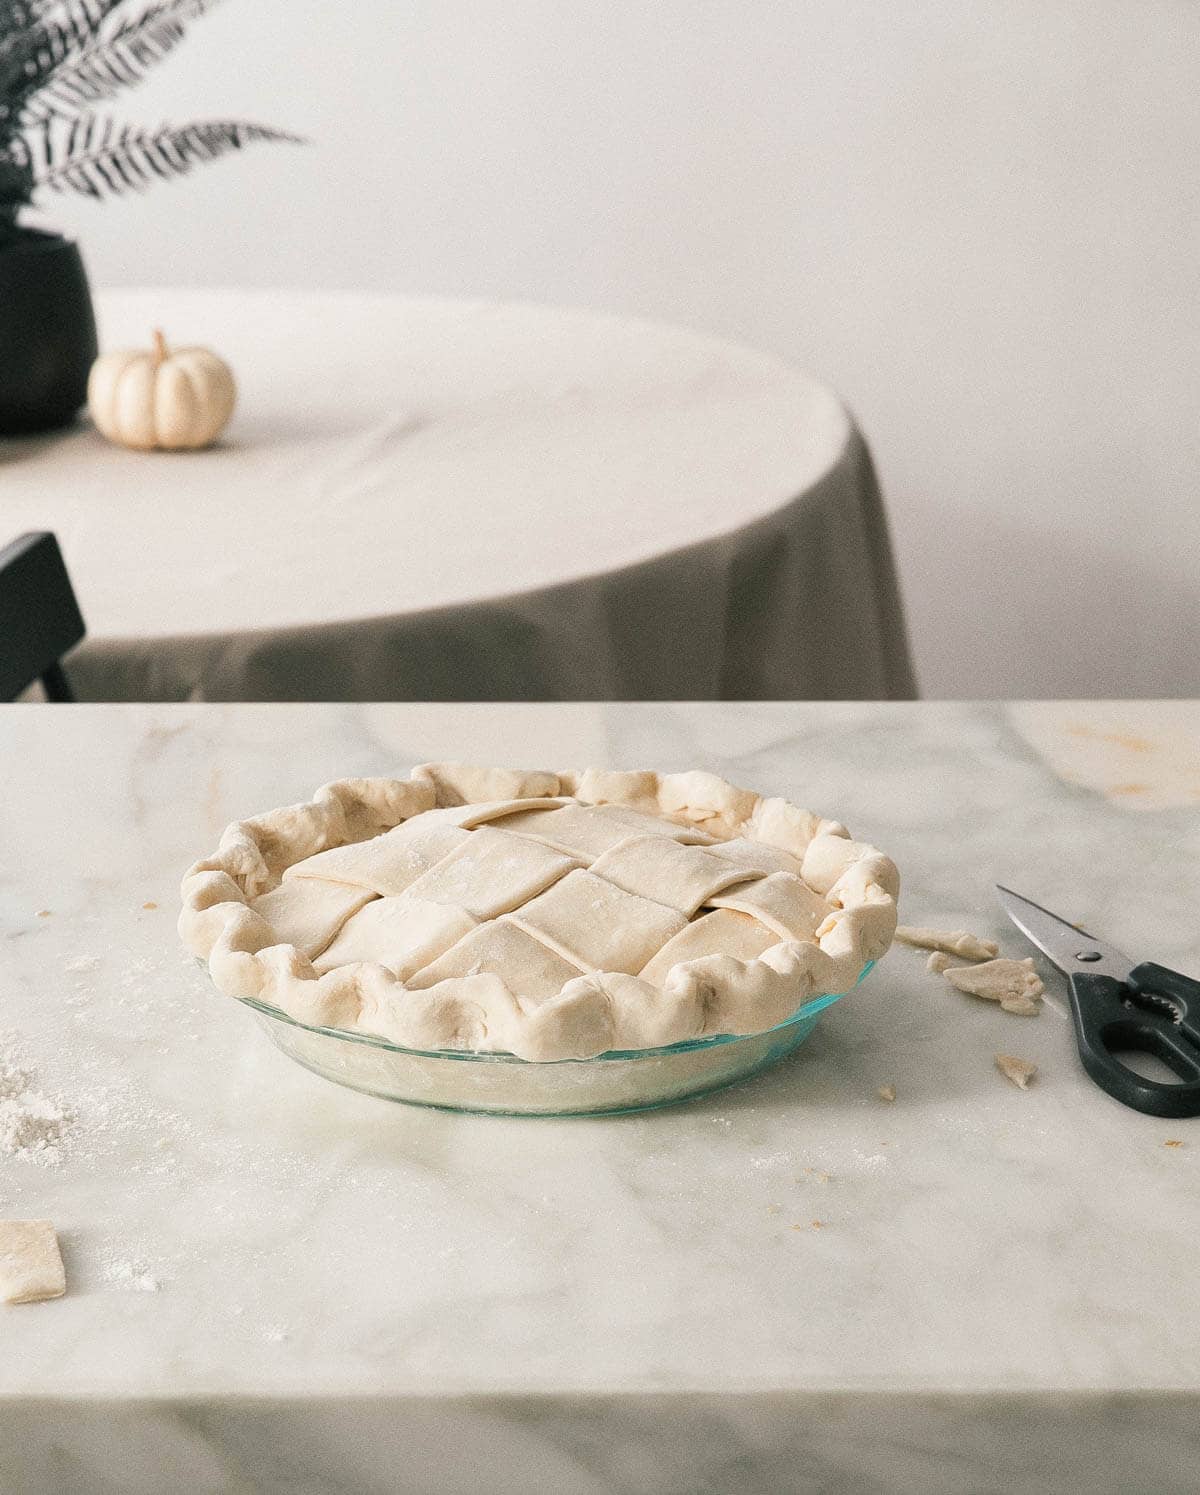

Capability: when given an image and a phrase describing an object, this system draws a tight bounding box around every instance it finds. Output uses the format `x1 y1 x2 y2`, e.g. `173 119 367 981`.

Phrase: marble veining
1009 699 1200 810
1 702 1198 1493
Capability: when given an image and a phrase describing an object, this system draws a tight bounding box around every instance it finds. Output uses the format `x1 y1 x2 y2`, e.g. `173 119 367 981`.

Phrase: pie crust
179 764 899 1062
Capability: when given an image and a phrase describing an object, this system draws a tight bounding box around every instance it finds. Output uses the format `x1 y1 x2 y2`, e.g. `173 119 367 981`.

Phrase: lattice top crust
179 764 899 1061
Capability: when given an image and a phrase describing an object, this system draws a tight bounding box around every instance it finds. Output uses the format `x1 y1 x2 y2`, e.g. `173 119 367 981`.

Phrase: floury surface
2 701 1198 1495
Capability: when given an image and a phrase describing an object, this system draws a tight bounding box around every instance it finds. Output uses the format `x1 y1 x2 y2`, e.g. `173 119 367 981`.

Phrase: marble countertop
4 702 1199 1495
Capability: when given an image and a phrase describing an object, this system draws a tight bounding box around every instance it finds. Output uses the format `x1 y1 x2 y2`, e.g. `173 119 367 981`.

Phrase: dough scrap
0 1220 66 1305
995 1053 1038 1089
896 926 999 961
927 951 952 974
944 957 1044 1008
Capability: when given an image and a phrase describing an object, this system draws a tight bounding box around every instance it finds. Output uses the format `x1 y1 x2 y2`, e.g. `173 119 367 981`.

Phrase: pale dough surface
0 1221 66 1305
313 897 477 979
284 821 471 896
403 826 581 919
494 803 712 860
507 869 688 975
588 836 751 915
251 879 374 960
705 837 805 877
709 873 830 942
406 920 584 1000
638 909 780 987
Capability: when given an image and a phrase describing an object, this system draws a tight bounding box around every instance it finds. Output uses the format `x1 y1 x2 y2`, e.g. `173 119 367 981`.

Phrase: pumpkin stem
152 329 169 365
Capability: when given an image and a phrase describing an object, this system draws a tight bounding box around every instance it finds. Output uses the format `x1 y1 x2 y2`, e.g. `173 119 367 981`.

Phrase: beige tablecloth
2 290 915 701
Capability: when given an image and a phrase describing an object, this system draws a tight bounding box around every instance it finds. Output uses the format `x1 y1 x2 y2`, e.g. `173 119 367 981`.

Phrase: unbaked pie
179 763 899 1062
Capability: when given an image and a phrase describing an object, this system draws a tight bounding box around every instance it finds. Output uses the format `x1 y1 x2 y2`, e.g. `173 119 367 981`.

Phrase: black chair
0 531 86 701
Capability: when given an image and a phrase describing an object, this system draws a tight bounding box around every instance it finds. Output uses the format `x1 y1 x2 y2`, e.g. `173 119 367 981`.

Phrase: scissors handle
1069 961 1200 1118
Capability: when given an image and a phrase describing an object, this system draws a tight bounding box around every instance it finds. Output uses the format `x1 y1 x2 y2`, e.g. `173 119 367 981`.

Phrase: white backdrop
36 0 1200 698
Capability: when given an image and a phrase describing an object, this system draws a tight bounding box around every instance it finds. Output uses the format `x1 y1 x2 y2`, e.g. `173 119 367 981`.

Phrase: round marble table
1 290 915 701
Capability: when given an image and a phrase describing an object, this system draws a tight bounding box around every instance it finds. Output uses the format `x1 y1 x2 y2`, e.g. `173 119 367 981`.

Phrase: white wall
42 0 1200 697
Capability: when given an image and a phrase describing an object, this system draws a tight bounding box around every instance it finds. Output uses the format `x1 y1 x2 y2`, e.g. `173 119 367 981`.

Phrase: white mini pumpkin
88 329 236 451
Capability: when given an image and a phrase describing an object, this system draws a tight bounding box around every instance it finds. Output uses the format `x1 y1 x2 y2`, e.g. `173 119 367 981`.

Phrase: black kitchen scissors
996 886 1200 1119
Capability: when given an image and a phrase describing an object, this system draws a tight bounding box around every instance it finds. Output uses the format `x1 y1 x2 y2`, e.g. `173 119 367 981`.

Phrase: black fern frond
32 117 304 198
0 0 128 129
19 0 221 124
107 0 206 41
0 1 301 214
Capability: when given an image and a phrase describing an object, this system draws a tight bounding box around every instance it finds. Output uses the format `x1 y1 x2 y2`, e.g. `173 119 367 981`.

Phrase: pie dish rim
229 958 875 1065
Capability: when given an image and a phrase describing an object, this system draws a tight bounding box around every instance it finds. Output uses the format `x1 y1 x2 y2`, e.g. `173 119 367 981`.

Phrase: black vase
0 226 98 435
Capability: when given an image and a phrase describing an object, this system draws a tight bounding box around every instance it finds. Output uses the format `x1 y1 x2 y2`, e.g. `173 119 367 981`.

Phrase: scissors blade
995 885 1137 983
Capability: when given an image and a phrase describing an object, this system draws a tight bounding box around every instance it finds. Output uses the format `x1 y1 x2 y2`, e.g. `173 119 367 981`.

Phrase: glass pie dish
232 961 874 1117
